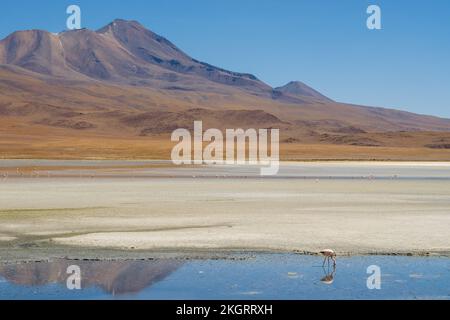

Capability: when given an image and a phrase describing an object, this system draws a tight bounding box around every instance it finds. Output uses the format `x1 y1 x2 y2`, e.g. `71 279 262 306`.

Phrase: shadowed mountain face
1 19 450 157
97 20 271 92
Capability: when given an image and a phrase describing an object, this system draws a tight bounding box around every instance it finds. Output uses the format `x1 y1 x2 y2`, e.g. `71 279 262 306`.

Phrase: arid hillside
1 20 450 160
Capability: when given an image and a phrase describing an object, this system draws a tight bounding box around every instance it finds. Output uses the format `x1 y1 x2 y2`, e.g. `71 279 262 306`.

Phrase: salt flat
0 162 449 258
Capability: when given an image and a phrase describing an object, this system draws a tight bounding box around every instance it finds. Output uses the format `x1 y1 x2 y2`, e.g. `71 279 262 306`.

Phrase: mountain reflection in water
0 259 183 296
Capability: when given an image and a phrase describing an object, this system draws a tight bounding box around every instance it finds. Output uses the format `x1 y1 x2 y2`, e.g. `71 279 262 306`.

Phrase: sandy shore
0 161 449 261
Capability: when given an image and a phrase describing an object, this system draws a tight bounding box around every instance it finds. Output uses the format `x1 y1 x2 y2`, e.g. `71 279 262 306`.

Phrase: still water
0 254 448 300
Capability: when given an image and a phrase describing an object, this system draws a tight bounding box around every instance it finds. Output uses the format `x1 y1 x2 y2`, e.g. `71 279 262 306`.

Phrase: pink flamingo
320 249 337 267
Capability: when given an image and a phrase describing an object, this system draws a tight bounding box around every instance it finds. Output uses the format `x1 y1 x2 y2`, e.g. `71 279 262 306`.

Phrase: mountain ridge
0 20 277 97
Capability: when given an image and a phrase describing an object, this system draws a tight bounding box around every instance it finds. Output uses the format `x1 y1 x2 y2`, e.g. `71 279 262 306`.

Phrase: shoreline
1 246 449 265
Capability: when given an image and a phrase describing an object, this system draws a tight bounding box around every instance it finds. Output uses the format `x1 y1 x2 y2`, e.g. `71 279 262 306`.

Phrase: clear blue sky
1 0 449 118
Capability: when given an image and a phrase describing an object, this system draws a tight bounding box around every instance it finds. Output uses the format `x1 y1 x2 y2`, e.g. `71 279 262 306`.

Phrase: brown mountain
0 20 272 95
275 81 333 102
1 19 450 160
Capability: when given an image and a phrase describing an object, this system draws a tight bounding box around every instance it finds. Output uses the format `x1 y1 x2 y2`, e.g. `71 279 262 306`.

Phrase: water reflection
0 255 448 300
320 265 336 285
0 259 183 296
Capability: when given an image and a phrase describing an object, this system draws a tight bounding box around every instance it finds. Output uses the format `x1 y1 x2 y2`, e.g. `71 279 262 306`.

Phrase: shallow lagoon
0 254 448 300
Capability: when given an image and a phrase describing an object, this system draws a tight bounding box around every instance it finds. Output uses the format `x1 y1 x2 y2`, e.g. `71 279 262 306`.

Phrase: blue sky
1 0 449 117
